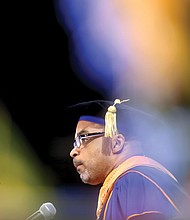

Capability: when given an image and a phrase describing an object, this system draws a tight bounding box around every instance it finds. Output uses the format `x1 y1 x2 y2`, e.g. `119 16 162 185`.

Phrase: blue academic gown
97 156 189 220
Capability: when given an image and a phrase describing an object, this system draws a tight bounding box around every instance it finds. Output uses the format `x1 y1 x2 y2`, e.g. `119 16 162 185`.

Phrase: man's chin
80 173 89 184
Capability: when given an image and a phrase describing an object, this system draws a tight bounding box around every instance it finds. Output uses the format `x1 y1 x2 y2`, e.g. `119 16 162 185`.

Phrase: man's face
70 120 112 185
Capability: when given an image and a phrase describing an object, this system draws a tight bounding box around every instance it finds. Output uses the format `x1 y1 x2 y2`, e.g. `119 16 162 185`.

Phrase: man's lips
73 161 84 173
73 160 83 169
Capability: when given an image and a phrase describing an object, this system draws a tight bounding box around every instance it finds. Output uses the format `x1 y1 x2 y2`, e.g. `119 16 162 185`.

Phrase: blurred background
1 0 190 219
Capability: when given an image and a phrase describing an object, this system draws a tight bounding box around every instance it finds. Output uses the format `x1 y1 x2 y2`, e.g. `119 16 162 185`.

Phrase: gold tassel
105 99 130 138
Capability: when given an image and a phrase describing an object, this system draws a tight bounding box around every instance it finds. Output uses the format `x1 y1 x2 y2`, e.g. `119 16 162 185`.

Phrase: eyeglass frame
73 131 105 148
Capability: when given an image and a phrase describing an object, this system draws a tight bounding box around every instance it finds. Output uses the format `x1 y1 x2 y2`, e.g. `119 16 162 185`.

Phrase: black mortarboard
67 99 163 144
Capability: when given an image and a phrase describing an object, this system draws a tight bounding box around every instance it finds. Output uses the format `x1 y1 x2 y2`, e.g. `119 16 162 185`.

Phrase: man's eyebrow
77 129 89 136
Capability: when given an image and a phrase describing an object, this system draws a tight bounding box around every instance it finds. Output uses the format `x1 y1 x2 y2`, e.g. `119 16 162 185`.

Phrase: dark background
1 0 104 186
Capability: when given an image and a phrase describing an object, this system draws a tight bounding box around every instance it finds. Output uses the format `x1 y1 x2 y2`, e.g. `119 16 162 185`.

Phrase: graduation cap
67 98 163 144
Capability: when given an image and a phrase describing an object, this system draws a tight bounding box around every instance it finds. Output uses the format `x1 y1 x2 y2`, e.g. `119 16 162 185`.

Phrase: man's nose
70 147 80 158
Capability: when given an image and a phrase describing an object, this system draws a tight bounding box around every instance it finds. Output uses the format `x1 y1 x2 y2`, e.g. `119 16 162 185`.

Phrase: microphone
25 202 56 220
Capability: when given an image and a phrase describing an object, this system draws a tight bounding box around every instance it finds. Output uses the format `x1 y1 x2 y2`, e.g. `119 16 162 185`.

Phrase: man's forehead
76 120 105 131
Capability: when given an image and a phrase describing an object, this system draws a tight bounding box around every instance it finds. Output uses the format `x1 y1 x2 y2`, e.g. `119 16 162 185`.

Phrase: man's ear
111 134 125 154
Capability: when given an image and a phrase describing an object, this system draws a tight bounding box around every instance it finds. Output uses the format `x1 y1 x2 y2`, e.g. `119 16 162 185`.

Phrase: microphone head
39 202 56 220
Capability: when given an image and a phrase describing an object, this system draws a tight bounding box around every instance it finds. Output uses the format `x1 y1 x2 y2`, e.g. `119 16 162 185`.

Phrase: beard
80 168 90 184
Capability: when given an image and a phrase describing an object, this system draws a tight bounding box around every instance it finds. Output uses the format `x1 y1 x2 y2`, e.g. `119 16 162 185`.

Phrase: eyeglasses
73 131 105 148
